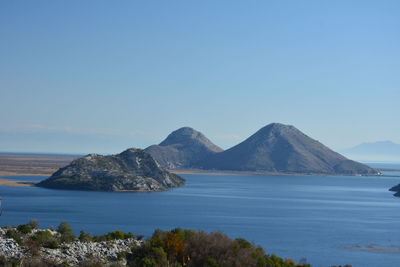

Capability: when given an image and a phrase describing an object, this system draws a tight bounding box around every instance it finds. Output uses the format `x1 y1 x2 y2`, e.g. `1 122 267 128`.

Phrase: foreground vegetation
0 221 351 267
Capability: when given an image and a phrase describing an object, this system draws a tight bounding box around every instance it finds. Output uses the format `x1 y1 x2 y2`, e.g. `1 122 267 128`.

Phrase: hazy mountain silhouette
145 127 223 169
341 141 400 162
198 123 378 175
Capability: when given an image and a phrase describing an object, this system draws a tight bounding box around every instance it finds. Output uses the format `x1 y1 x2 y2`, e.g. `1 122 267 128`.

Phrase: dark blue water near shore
1 173 400 267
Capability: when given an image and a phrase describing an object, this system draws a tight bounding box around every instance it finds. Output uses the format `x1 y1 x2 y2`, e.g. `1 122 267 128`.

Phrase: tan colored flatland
169 168 311 176
170 170 244 176
0 153 77 187
0 178 35 187
0 153 77 176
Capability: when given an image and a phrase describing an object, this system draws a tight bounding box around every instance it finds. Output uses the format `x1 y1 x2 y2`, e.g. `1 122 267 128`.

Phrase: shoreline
0 178 36 187
170 168 400 177
1 167 399 188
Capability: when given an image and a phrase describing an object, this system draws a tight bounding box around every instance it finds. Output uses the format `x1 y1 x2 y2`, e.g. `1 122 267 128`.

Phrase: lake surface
1 172 400 267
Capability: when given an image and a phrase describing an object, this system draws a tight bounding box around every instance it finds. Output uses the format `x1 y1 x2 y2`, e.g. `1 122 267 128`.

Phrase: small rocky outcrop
0 237 25 259
41 238 140 265
389 184 400 197
37 148 185 192
145 127 223 169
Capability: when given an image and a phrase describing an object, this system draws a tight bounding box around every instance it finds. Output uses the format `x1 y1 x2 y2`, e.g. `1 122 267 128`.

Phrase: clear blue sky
0 0 399 154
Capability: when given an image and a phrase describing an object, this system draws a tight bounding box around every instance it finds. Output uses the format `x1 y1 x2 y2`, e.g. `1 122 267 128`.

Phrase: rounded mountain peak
265 122 295 130
254 123 298 137
159 127 222 151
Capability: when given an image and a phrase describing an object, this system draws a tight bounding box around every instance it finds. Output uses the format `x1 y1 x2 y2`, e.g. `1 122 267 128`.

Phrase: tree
57 222 76 243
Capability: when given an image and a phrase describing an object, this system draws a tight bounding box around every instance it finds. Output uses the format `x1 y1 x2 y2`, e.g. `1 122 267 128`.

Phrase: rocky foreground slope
0 223 314 267
37 148 184 192
0 229 140 265
145 127 223 169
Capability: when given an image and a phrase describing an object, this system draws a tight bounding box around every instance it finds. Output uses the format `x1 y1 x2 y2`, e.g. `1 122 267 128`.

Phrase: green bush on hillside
57 222 76 243
30 230 60 249
17 224 32 234
93 230 134 242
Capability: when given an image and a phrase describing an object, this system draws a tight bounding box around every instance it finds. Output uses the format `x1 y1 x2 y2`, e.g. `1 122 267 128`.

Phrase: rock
39 238 141 265
0 238 25 259
0 226 144 265
37 148 185 192
389 184 400 197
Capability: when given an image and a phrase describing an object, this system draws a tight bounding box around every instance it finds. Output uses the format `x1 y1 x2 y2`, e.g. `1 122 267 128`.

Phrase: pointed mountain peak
198 123 378 175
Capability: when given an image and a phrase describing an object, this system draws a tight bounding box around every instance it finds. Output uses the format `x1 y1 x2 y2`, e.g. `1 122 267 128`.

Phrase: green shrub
234 238 252 249
57 222 76 243
79 230 93 242
5 229 23 245
93 230 134 242
17 224 32 234
117 251 127 260
31 230 60 249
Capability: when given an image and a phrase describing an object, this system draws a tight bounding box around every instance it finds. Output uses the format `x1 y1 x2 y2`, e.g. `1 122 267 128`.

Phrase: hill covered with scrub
0 221 353 267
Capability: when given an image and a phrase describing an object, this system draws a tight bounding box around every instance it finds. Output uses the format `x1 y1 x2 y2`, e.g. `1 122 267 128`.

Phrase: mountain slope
37 148 185 191
144 127 223 169
198 123 378 175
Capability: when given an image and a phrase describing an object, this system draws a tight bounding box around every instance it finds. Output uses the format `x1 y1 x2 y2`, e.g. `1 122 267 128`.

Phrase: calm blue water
1 173 400 267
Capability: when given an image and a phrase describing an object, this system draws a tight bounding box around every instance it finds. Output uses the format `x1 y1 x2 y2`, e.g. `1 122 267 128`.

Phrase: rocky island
389 184 400 197
37 148 184 192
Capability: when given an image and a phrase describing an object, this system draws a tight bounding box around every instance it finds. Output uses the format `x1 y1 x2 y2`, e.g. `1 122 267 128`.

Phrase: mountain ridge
147 123 378 175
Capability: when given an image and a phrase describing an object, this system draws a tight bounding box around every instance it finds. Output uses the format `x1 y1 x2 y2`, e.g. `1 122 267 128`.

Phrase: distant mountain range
145 123 378 175
37 123 379 192
340 141 400 162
